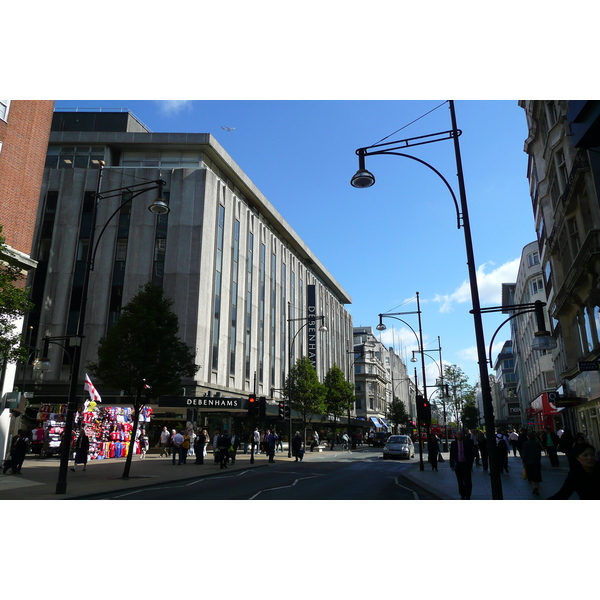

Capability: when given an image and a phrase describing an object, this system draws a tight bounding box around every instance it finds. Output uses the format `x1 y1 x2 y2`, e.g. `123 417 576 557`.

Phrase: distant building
21 109 353 438
0 100 54 457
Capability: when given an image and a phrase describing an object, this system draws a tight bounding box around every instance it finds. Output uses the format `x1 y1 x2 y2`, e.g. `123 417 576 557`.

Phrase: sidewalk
403 451 574 500
0 448 288 500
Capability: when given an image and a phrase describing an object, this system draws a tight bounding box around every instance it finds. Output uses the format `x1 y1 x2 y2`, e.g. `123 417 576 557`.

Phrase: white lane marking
249 475 322 500
391 477 419 500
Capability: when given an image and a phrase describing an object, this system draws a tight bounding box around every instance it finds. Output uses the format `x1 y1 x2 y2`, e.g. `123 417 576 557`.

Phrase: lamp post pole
352 100 503 499
55 164 168 494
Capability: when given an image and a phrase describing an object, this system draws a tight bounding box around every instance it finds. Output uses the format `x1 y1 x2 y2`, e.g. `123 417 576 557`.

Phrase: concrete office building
22 110 353 433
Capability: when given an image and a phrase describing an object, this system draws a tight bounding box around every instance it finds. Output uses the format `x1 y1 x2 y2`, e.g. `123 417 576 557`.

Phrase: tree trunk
122 383 143 479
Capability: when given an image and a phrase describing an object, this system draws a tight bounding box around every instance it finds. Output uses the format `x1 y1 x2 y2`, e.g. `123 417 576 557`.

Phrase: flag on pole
84 373 102 403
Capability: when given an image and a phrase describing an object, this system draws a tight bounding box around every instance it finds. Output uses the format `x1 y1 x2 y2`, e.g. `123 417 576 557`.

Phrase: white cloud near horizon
156 100 193 116
433 258 520 313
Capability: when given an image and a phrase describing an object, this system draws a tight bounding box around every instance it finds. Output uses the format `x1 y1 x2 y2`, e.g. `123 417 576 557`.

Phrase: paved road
84 448 440 500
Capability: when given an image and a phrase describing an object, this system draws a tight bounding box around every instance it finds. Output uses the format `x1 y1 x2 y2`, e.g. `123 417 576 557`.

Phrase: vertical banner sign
307 284 317 370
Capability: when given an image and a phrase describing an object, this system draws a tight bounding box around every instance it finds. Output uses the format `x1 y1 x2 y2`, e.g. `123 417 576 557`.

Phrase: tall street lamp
287 302 327 457
352 100 503 498
55 162 169 495
376 292 427 471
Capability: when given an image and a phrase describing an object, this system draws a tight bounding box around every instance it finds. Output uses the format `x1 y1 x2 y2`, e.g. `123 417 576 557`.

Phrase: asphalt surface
0 444 575 500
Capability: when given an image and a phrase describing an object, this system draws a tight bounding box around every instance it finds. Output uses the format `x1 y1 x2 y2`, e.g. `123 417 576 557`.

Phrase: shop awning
380 418 389 430
370 416 382 428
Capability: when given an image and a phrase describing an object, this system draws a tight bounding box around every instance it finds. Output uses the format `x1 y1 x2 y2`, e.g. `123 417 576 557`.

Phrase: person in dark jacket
558 428 576 468
449 431 475 499
521 432 543 496
292 431 303 461
71 428 89 472
427 434 439 471
194 429 206 464
549 443 600 500
477 430 488 471
5 430 29 474
218 430 231 469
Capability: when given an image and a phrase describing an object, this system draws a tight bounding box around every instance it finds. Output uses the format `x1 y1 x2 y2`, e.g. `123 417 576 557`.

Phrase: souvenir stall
74 402 154 460
36 403 66 458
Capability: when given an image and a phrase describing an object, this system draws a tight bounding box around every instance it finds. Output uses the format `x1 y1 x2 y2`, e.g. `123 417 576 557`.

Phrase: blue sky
55 99 535 388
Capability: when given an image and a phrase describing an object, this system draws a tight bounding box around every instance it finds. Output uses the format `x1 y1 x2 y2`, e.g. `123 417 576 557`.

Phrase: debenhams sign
159 396 243 411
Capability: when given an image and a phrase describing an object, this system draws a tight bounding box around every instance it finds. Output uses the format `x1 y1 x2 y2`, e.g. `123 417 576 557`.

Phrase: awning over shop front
380 418 389 430
370 416 382 428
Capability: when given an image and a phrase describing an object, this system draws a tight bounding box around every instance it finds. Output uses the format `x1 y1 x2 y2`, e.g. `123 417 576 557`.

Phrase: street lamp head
531 331 558 352
350 168 376 189
376 323 386 331
410 355 418 363
319 324 328 332
148 198 170 215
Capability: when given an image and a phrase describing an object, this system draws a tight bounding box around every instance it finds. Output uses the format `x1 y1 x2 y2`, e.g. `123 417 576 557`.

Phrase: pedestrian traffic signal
259 396 267 418
278 401 285 419
248 394 257 417
416 395 431 425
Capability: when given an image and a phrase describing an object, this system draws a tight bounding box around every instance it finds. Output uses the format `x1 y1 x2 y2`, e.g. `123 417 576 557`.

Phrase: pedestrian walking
213 430 220 463
508 429 519 457
495 429 510 473
181 430 190 464
230 431 240 464
6 430 29 475
521 432 543 496
159 426 171 457
253 427 260 454
549 443 600 499
194 429 206 464
218 430 231 469
449 430 475 499
139 428 149 459
265 429 277 463
558 428 576 467
292 431 303 461
541 426 560 467
71 428 89 472
427 433 439 471
171 430 184 465
310 430 319 452
477 430 488 471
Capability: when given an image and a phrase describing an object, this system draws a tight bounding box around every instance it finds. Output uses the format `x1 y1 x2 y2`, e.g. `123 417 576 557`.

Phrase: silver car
382 435 415 460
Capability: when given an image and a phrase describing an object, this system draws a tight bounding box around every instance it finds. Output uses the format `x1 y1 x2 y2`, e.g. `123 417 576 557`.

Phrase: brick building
0 100 54 457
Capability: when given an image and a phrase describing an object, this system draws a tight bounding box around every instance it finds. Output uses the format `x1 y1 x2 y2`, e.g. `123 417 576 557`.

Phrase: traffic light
278 401 285 419
248 394 257 417
284 403 291 419
259 396 267 418
416 395 431 425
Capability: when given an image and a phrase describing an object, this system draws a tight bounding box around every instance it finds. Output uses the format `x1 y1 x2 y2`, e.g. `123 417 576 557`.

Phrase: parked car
369 432 389 447
383 435 415 460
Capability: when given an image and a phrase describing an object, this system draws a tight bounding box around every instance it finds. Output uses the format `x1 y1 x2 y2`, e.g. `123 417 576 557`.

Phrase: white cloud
433 258 521 313
156 100 193 116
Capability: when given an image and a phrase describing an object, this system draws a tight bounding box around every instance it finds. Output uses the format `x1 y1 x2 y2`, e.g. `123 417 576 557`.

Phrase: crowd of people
435 424 600 500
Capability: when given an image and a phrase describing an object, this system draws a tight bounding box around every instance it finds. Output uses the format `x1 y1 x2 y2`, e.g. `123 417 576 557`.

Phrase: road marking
249 475 322 500
391 477 419 500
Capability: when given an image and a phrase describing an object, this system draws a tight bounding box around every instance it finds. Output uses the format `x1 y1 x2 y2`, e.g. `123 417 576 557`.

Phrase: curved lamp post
55 162 169 495
287 303 327 457
376 292 427 471
352 100 503 498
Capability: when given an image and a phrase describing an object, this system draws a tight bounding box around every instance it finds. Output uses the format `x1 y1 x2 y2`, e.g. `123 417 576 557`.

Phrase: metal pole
448 100 502 499
55 164 104 494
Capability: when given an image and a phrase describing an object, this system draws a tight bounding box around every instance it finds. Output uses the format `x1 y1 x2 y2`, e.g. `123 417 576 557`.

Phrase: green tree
443 364 472 428
285 356 326 444
323 363 355 438
461 399 480 429
88 282 199 478
386 397 411 434
0 225 34 365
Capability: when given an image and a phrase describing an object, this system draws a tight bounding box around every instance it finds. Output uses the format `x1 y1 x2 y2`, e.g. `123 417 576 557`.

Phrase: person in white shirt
159 426 171 458
508 430 519 457
171 430 184 465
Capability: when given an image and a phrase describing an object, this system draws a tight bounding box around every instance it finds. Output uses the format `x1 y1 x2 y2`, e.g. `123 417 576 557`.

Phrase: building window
527 251 540 267
212 204 225 371
555 148 568 192
530 276 544 296
121 151 201 168
0 100 10 122
229 219 240 376
45 145 106 169
245 231 254 380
